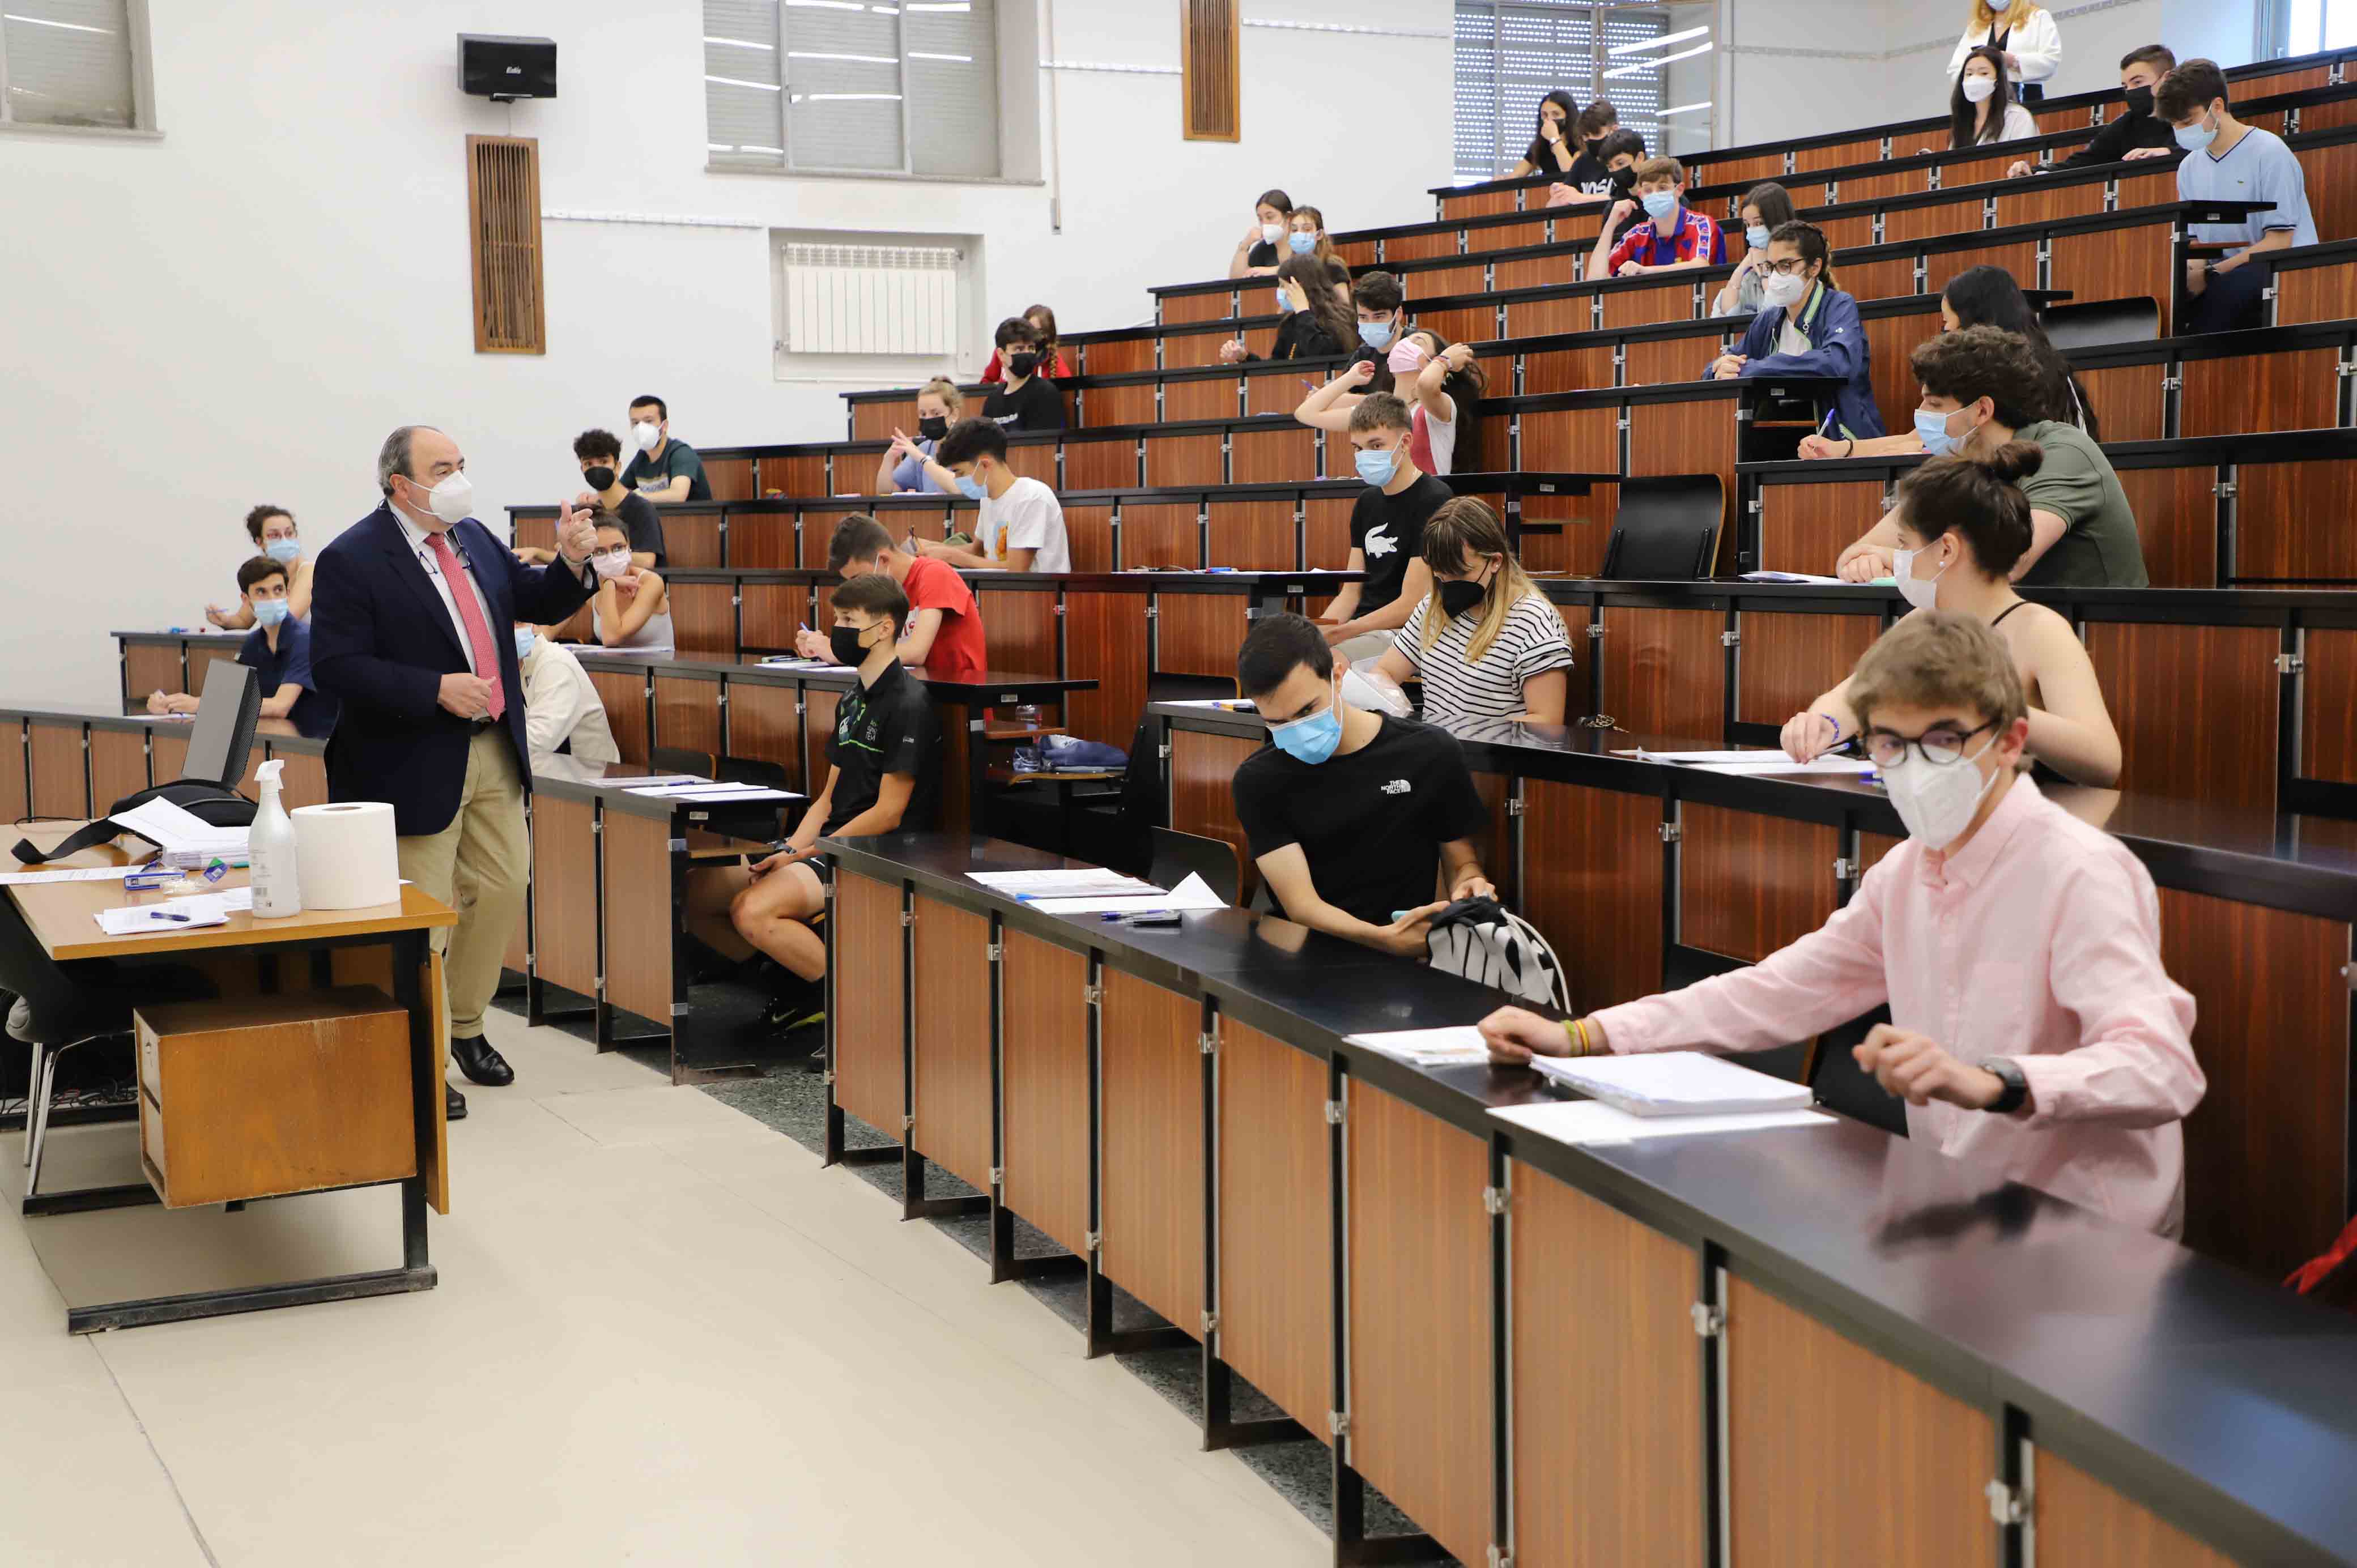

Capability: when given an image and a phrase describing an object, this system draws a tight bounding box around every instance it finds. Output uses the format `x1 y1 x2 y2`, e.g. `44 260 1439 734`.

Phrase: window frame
0 0 161 139
1452 0 1681 185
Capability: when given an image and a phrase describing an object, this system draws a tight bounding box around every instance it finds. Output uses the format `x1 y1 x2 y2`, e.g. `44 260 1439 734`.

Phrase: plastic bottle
249 760 303 919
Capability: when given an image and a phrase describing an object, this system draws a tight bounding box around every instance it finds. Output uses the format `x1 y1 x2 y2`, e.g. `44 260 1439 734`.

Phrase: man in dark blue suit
311 425 599 1118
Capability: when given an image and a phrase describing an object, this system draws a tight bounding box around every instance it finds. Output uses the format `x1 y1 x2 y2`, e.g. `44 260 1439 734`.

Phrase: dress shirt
1591 777 2203 1234
393 503 589 676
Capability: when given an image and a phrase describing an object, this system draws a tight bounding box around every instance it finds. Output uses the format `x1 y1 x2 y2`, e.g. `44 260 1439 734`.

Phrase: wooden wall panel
652 674 722 759
1882 198 1982 245
1003 437 1060 485
911 896 994 1193
1145 433 1226 488
600 808 673 1027
1840 256 1918 305
588 669 649 766
1682 804 1840 962
2115 465 2218 589
1505 295 1592 340
1522 780 1664 1011
970 586 1060 679
1100 971 1205 1335
2162 886 2350 1277
1305 496 1356 573
832 871 905 1140
2274 261 2357 326
2180 347 2338 440
1162 289 1234 325
1511 1162 1704 1567
1735 610 1881 727
999 931 1091 1258
1216 1018 1330 1437
1085 380 1158 429
1347 1081 1492 1568
1796 136 1883 172
729 513 797 568
27 722 86 819
1466 219 1547 255
88 728 149 813
1419 262 1488 297
1231 427 1316 486
1925 241 2036 300
529 792 597 996
1118 502 1202 571
267 748 328 812
1155 594 1248 681
1061 592 1150 748
1758 481 1884 574
2234 459 2357 583
1169 727 1261 900
1521 344 1614 397
1084 338 1153 377
1728 1275 1996 1567
661 517 723 570
1168 330 1245 369
1993 180 2108 228
1861 312 1924 440
1064 435 1139 494
2077 363 2165 446
124 644 181 708
1521 407 1620 474
727 683 804 789
1442 190 1517 220
1206 499 1299 570
739 583 809 655
1248 369 1313 417
802 689 840 804
2052 227 2172 334
2084 621 2277 811
1384 231 1456 263
1520 484 1615 576
1623 335 1715 389
666 582 734 661
2031 1447 2238 1567
2303 628 2357 782
1600 607 1725 740
769 453 827 499
1601 281 1697 331
1161 376 1234 425
0 723 26 827
151 731 188 785
1063 504 1117 577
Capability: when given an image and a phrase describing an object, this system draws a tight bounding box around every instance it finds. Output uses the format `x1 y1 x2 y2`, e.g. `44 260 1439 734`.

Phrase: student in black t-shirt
622 394 712 502
1231 613 1495 956
573 429 669 567
2006 44 2179 178
1228 188 1294 279
1547 99 1622 204
1508 90 1582 183
1317 393 1449 663
728 572 941 1030
981 315 1068 431
1586 129 1649 245
1222 252 1356 365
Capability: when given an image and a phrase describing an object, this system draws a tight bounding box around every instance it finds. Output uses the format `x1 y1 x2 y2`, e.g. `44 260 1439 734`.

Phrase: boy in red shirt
1588 154 1724 280
798 513 989 682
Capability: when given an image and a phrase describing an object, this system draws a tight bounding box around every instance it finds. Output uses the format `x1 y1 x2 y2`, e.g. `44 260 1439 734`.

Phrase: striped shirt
1391 591 1577 723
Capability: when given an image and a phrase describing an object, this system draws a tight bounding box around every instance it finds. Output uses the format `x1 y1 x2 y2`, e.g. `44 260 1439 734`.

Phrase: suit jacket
309 504 596 835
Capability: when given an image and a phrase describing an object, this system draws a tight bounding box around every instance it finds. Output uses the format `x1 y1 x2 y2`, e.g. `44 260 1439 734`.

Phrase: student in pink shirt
1479 611 2205 1234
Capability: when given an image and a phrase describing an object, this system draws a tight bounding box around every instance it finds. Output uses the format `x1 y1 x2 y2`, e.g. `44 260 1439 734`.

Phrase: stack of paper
92 892 239 936
1026 874 1229 915
0 866 147 887
1345 1026 1494 1067
1526 1051 1815 1118
624 781 798 803
1739 570 1848 585
1491 1099 1832 1146
967 869 1163 901
110 798 249 867
1611 748 1874 776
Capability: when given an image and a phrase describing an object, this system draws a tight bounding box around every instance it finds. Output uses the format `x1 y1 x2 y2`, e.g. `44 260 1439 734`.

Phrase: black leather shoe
451 1033 515 1086
446 1083 468 1120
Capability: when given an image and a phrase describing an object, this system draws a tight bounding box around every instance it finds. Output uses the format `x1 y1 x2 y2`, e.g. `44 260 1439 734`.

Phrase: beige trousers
395 729 527 1039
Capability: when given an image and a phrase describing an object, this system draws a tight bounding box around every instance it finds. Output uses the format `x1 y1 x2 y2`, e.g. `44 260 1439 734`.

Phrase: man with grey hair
310 425 599 1119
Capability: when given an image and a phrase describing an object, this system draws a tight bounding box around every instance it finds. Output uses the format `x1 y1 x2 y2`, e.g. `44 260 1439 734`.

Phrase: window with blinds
1 0 148 131
704 0 1001 179
1453 1 1669 184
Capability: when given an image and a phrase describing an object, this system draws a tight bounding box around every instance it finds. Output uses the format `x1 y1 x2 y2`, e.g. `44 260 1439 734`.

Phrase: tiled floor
0 1012 1329 1567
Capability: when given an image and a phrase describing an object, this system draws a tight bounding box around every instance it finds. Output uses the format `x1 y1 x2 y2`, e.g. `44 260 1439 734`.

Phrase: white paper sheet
967 870 1162 900
1026 874 1229 915
110 797 249 858
1526 1051 1816 1117
0 866 145 885
573 773 706 791
1345 1026 1495 1067
1691 756 1876 776
1738 571 1849 585
1158 699 1261 713
670 789 798 803
1490 1099 1834 1145
93 893 236 936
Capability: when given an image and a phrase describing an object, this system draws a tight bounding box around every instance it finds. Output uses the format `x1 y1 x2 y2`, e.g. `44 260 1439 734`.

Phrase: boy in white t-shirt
912 417 1073 574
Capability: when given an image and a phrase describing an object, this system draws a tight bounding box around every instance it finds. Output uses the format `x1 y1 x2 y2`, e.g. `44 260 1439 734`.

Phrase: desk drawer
138 1088 166 1195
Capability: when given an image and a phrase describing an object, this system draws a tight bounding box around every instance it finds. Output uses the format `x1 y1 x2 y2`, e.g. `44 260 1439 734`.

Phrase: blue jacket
1726 284 1884 441
309 505 597 835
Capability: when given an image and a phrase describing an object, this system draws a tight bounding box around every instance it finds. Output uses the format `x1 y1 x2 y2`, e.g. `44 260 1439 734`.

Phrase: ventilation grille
1184 0 1239 142
466 135 546 355
782 244 961 356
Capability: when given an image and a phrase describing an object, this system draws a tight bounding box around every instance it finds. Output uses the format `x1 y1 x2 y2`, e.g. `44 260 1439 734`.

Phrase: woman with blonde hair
875 378 966 495
1373 497 1574 724
1947 0 2059 104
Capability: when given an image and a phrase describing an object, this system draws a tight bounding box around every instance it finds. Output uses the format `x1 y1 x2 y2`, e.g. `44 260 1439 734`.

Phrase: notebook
1527 1051 1814 1118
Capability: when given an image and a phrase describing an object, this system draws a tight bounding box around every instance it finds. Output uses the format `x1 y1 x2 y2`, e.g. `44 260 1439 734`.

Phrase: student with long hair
1711 181 1799 317
1507 89 1581 181
1948 0 2060 104
1229 188 1295 278
1373 498 1573 724
874 379 966 495
1296 326 1487 475
1944 45 2037 149
1224 252 1355 363
1285 204 1352 298
981 304 1072 381
1708 221 1884 444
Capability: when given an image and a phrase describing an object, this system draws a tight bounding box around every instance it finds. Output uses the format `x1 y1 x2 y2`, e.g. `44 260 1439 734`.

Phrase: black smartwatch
1979 1057 2029 1115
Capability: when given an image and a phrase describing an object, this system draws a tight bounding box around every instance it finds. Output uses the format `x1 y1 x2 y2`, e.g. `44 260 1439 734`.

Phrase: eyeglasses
1865 717 1998 770
1764 258 1815 277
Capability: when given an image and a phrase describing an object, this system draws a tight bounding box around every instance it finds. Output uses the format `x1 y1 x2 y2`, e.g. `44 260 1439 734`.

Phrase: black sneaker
762 974 826 1033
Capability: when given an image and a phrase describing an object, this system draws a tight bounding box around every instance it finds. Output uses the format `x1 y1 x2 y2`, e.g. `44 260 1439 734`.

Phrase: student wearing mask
1232 612 1496 957
1711 182 1799 318
1284 206 1352 299
730 572 941 1031
207 506 314 629
1480 611 2203 1237
621 395 710 503
794 514 989 683
980 316 1068 431
1708 221 1885 445
1373 498 1574 725
153 557 341 739
1547 100 1623 205
587 518 675 649
1837 326 2145 587
874 380 966 496
1784 448 2120 785
1229 189 1295 279
982 305 1073 382
1943 45 2037 150
915 418 1073 573
1947 1 2061 104
1573 128 1649 228
1348 270 1408 368
2007 45 2177 177
513 620 619 771
1224 252 1356 364
1507 90 1581 182
531 429 667 568
1804 265 2094 458
2163 58 2320 335
1296 329 1484 475
1315 394 1446 662
1590 156 1724 280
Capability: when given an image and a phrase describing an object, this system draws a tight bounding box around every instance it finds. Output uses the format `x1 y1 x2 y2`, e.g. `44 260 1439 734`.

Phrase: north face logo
1380 779 1411 795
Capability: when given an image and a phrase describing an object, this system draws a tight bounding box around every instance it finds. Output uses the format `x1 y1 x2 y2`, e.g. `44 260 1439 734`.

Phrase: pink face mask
1386 339 1431 375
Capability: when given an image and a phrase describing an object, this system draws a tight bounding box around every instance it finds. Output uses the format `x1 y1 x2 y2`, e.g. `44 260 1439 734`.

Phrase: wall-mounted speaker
457 34 556 103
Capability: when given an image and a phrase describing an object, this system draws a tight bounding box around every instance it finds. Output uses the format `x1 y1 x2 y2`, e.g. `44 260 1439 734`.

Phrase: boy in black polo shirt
147 557 341 739
622 393 711 502
981 316 1068 431
1319 393 1449 663
1231 613 1495 957
729 572 941 1029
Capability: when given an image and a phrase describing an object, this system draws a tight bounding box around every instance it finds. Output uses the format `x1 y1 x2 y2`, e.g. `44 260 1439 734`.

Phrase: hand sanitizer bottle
249 760 303 919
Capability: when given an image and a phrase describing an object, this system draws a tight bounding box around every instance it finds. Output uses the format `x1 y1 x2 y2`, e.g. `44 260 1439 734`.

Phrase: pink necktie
425 531 505 720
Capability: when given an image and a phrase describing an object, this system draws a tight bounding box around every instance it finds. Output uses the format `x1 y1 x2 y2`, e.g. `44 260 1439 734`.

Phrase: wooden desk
8 823 456 1333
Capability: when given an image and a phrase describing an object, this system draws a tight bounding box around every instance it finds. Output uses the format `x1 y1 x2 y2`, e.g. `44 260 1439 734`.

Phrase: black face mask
917 416 949 442
1609 167 1637 197
583 465 616 491
2123 84 2155 118
1439 577 1488 619
1585 137 1606 158
831 624 878 667
1007 351 1040 378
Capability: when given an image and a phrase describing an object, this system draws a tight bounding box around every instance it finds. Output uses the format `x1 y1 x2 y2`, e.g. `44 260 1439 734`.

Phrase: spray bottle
249 760 303 919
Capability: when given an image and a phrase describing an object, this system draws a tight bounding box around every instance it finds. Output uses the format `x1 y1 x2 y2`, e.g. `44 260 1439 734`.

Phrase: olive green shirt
2013 421 2147 589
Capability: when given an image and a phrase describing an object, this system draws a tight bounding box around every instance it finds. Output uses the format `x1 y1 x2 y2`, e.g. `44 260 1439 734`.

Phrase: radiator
782 243 961 355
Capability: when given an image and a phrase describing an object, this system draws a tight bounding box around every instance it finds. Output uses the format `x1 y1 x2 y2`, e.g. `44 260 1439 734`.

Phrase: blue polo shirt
2177 125 2317 253
238 618 340 740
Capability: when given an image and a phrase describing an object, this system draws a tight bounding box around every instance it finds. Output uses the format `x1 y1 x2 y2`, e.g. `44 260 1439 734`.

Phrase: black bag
1423 894 1569 1009
12 781 256 866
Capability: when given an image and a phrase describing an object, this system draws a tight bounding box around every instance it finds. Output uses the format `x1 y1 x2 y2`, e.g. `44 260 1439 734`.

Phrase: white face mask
1891 543 1950 612
1961 74 1998 104
633 420 662 452
1882 734 2003 851
406 471 474 526
1760 270 1809 309
1260 222 1285 245
591 548 632 580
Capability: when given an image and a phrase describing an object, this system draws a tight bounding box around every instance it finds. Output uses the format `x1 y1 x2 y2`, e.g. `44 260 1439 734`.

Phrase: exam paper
967 869 1162 898
111 798 249 858
1491 1099 1833 1145
1738 571 1848 585
1345 1026 1494 1067
1027 874 1229 915
93 893 236 936
1526 1051 1815 1117
0 866 146 886
1691 756 1875 776
671 789 798 803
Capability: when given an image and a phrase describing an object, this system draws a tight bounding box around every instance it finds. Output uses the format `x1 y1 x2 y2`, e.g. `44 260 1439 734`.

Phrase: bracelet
1843 438 1856 457
1825 714 1842 742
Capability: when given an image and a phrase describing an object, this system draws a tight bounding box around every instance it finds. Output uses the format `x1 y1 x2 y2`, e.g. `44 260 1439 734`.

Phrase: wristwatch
1979 1056 2028 1115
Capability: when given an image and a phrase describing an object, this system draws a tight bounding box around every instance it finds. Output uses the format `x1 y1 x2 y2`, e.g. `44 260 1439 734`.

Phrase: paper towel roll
292 802 402 910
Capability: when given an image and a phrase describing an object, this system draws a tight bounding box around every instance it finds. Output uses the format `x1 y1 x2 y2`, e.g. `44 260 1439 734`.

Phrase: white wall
0 1 1452 708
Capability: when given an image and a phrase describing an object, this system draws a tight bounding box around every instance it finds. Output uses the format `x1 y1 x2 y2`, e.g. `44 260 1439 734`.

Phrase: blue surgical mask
1745 224 1772 250
1288 231 1316 255
252 598 290 628
1641 190 1680 221
513 627 535 660
263 536 301 564
1358 318 1396 350
1354 445 1399 486
955 473 988 501
2175 111 2218 152
1269 704 1344 765
1915 406 1963 457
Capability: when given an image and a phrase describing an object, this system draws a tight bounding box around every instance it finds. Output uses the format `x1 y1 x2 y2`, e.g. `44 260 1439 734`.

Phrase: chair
1147 828 1241 907
718 755 791 792
651 745 716 779
2040 297 2160 351
1803 1007 1908 1137
1597 475 1725 581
